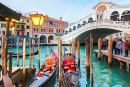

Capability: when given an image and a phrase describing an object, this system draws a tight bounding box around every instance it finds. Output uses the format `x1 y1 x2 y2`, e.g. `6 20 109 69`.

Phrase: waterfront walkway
94 50 130 64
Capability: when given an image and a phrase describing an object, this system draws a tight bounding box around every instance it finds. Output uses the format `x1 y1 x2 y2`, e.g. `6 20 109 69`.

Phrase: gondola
12 50 38 57
61 48 79 87
26 49 58 87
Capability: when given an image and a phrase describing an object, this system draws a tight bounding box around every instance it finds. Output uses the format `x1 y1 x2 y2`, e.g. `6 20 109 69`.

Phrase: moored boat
61 48 79 87
26 49 57 87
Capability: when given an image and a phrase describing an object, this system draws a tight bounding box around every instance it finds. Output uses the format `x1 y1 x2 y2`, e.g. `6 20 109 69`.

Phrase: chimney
60 17 62 21
45 15 48 20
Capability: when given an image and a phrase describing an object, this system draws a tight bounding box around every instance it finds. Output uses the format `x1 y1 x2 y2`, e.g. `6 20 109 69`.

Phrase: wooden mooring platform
94 50 130 71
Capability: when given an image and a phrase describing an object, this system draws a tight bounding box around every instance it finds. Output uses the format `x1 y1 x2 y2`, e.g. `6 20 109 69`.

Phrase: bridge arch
75 28 121 43
65 30 68 34
111 11 119 21
73 26 76 31
121 10 130 21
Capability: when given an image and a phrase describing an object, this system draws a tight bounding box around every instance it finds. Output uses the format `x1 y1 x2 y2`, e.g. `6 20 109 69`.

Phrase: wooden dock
94 50 130 71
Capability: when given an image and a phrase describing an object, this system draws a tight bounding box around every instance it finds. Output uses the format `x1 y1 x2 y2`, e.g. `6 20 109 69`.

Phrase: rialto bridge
61 1 130 44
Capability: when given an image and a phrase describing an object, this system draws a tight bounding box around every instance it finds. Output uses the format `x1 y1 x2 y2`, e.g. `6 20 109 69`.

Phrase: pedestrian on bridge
124 40 129 57
118 39 123 55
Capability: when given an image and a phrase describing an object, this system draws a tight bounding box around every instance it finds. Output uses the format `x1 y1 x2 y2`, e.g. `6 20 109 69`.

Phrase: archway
96 5 107 20
73 26 76 30
88 17 93 23
75 28 121 44
82 21 86 26
77 23 81 28
48 35 54 43
111 11 119 21
40 35 47 43
69 28 72 32
121 10 130 21
65 30 68 34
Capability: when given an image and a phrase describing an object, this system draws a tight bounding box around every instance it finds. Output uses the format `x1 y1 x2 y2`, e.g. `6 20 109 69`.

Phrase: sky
0 0 130 23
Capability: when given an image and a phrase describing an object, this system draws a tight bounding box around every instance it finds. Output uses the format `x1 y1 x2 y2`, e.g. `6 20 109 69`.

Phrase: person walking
112 39 117 55
124 40 129 57
118 39 123 55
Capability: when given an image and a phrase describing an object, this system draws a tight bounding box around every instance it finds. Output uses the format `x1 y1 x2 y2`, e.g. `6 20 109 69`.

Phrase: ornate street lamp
29 13 44 26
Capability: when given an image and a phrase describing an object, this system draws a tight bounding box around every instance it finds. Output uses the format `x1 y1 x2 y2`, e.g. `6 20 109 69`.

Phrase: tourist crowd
101 38 130 57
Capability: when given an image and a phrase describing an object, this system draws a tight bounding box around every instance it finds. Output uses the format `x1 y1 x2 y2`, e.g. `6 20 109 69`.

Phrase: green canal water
0 45 130 87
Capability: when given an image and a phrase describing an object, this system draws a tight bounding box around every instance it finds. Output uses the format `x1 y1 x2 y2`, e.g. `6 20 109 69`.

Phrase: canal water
0 45 130 87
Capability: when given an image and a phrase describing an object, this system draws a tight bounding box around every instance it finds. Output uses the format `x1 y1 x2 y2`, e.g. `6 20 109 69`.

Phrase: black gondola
26 49 58 87
12 50 38 57
61 48 79 87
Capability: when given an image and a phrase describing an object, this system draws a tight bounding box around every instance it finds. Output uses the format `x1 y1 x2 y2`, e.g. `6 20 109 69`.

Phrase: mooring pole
38 39 40 69
98 38 101 61
29 38 32 80
33 39 34 69
17 37 19 67
11 26 15 48
22 38 26 87
58 38 62 87
85 38 90 79
72 39 76 59
70 40 71 53
77 38 80 67
5 18 11 76
1 36 6 75
90 33 94 87
108 38 113 67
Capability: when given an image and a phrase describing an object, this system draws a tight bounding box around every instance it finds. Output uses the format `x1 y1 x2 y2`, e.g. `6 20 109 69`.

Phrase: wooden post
22 38 26 87
9 52 13 75
58 38 62 87
33 39 34 69
1 36 6 75
129 64 130 71
85 38 90 79
5 18 10 76
17 37 19 67
38 39 40 69
77 38 80 67
70 40 71 53
120 62 126 71
108 38 113 67
29 38 32 80
72 39 76 58
104 56 107 62
90 33 94 87
98 38 101 61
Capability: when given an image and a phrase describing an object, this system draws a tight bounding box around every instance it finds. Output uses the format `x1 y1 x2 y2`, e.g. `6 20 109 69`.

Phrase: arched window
88 17 93 23
69 28 72 32
65 30 68 34
73 26 76 30
121 10 130 21
111 11 119 21
63 30 65 33
77 24 81 28
82 21 86 26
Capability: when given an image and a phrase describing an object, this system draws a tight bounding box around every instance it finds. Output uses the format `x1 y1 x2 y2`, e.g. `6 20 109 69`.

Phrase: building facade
33 15 68 44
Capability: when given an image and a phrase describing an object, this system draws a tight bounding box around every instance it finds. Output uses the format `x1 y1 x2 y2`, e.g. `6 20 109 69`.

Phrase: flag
49 21 53 25
54 21 56 25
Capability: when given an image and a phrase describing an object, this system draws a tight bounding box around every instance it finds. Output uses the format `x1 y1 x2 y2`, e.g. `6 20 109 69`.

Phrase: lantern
29 14 44 26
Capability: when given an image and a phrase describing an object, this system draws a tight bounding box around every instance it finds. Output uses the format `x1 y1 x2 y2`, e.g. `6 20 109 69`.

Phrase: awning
0 3 21 21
